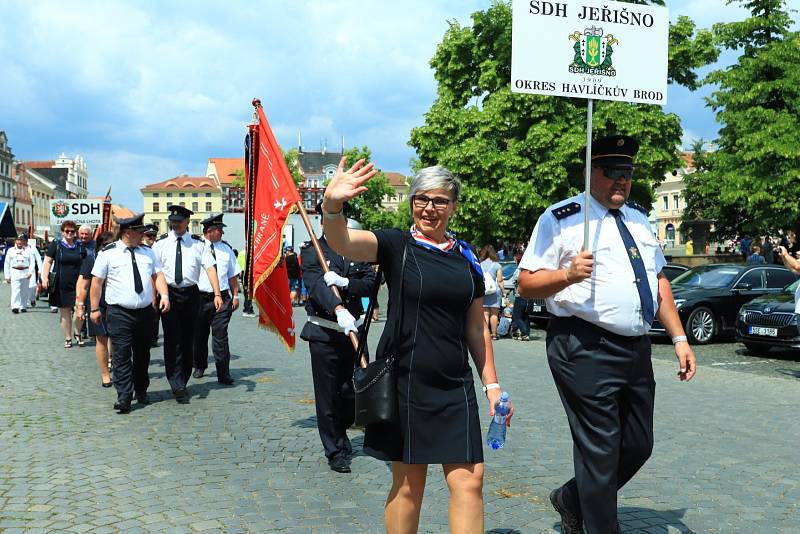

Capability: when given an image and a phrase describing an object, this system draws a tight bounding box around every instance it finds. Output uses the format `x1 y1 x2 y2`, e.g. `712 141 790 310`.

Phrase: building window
166 192 173 197
205 202 212 211
192 192 198 197
673 195 680 210
153 202 159 212
179 192 186 197
153 192 159 197
205 192 211 197
192 202 198 212
662 196 668 211
192 221 200 233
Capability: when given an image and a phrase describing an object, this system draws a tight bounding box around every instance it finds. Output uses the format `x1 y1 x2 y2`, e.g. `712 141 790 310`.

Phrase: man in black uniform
300 205 376 473
518 136 697 533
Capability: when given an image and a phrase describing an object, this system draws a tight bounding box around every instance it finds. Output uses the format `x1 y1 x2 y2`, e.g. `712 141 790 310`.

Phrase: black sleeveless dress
363 229 485 464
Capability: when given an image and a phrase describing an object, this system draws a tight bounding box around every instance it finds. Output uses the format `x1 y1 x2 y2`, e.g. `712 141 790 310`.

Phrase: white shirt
4 247 34 279
519 193 666 336
198 238 241 293
91 240 161 309
151 230 215 288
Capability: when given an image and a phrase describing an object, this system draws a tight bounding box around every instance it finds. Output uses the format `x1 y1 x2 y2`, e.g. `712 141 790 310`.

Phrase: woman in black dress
322 161 513 533
42 220 87 348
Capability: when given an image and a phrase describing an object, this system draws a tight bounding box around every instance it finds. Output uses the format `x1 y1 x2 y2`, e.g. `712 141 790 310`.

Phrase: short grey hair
407 166 461 209
78 224 91 232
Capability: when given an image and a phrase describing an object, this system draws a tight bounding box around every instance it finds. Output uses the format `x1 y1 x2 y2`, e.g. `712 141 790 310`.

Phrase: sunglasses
596 166 634 181
63 229 76 234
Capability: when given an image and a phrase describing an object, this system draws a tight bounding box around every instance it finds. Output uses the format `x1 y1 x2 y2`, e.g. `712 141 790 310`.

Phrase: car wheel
686 306 715 344
743 342 769 355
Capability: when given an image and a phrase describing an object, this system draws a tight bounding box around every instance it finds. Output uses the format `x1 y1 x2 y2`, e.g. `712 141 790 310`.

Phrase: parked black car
735 279 800 353
662 263 689 281
650 263 799 344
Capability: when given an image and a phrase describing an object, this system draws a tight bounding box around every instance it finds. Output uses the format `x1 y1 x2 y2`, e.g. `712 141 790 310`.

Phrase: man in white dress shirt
193 213 241 384
518 135 697 534
90 213 170 413
152 205 222 403
4 234 34 313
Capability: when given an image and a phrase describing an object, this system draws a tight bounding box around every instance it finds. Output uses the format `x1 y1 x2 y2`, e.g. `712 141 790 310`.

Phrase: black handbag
352 243 407 426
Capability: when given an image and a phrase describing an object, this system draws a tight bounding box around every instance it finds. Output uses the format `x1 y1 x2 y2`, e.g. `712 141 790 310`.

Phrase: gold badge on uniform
629 246 640 260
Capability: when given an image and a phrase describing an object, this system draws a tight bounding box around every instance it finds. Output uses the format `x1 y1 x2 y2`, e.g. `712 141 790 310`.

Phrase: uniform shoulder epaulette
551 202 581 220
626 201 648 215
191 234 203 241
221 239 232 249
102 242 117 251
141 243 151 249
156 233 168 241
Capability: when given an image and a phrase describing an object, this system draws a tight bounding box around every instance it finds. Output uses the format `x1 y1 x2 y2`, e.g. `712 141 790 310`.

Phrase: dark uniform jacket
299 236 377 343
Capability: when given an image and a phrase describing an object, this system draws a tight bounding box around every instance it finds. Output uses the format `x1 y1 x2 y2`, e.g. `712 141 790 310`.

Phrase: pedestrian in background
75 231 115 388
479 244 504 340
90 214 170 413
518 135 696 534
4 234 34 313
24 238 43 308
42 220 87 349
193 213 240 384
152 205 222 404
237 247 256 317
322 161 512 534
284 245 302 306
747 245 766 264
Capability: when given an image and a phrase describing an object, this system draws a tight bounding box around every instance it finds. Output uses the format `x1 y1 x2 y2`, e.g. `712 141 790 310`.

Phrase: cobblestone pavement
1 282 799 533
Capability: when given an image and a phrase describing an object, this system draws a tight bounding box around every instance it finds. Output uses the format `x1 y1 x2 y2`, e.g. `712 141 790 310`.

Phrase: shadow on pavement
486 529 522 534
776 368 800 379
618 507 694 533
292 416 318 428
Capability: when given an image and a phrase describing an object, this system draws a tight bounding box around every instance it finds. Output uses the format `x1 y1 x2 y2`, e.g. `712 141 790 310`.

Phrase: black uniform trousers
547 316 655 534
106 304 155 403
194 290 233 379
309 332 359 460
161 285 199 392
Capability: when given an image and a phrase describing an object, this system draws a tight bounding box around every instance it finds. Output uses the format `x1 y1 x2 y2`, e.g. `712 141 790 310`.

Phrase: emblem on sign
569 26 619 77
52 201 69 217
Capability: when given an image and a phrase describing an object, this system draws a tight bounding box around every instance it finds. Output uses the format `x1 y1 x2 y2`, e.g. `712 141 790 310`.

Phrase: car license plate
531 305 542 312
749 326 778 337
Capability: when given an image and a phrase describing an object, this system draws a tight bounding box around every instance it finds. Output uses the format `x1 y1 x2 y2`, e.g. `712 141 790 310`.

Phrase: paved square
1 283 798 533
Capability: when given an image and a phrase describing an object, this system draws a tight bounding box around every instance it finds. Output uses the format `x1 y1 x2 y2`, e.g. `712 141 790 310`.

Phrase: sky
0 0 789 209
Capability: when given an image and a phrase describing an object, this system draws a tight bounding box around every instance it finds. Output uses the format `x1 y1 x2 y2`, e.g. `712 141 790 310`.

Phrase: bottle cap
500 391 509 401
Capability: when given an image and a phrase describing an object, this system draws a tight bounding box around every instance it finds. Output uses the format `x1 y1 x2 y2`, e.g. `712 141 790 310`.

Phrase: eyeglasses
63 229 76 234
596 166 634 182
412 195 452 210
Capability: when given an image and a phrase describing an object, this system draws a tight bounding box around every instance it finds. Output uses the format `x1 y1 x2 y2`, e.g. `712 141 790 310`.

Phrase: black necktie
609 209 655 324
209 242 217 262
175 237 183 285
127 247 143 294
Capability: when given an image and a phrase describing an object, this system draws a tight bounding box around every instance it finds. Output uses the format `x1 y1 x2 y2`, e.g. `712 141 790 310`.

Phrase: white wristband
482 382 500 393
672 335 688 344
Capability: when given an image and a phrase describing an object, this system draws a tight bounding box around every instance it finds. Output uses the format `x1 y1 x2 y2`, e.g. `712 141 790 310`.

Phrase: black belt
550 315 645 344
108 304 152 313
168 285 198 293
200 289 230 300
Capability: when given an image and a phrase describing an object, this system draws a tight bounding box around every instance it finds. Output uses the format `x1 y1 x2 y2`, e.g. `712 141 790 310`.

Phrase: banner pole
583 98 594 251
294 200 364 366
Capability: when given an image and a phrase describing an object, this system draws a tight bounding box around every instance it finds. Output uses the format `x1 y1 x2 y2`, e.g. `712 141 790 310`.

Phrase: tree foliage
341 146 408 231
683 0 799 238
409 1 717 246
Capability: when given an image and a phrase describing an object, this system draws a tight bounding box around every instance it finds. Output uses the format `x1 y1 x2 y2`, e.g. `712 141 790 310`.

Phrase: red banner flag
244 103 301 350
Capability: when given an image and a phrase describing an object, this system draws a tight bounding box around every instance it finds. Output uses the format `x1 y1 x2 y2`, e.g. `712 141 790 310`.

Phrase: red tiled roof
208 158 244 185
112 205 136 219
20 160 56 169
141 176 219 191
680 152 695 170
384 172 408 188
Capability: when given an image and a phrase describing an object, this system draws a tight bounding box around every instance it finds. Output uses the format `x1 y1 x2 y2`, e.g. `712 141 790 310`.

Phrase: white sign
511 0 669 105
49 199 103 226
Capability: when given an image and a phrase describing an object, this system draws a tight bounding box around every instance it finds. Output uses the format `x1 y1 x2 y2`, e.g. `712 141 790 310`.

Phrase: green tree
408 0 718 246
283 148 305 186
684 0 799 238
340 146 406 230
231 169 245 188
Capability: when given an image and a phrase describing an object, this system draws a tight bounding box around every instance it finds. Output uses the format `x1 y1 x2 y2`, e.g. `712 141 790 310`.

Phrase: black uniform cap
117 212 147 231
143 224 159 236
201 213 226 230
583 134 639 168
16 233 28 240
167 205 194 221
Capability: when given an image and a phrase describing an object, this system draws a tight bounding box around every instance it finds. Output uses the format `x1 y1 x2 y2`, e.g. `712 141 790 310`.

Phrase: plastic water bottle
486 391 510 450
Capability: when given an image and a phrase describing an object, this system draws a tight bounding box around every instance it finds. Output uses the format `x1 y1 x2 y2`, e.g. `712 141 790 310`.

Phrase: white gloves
324 271 350 289
335 308 358 335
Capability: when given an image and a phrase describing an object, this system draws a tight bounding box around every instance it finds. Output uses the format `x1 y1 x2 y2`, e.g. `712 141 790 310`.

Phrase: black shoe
193 369 205 379
113 401 131 414
102 380 112 388
136 392 150 405
20 308 26 313
30 300 36 308
328 454 351 473
218 376 234 385
174 387 190 404
549 487 584 534
11 308 19 314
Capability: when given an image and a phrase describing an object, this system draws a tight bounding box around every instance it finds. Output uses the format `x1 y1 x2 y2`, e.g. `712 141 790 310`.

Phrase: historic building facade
141 176 222 235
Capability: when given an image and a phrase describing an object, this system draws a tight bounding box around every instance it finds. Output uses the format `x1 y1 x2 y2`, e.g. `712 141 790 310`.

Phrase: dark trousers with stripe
161 285 199 392
309 335 358 460
547 316 655 534
106 304 155 403
194 290 233 379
